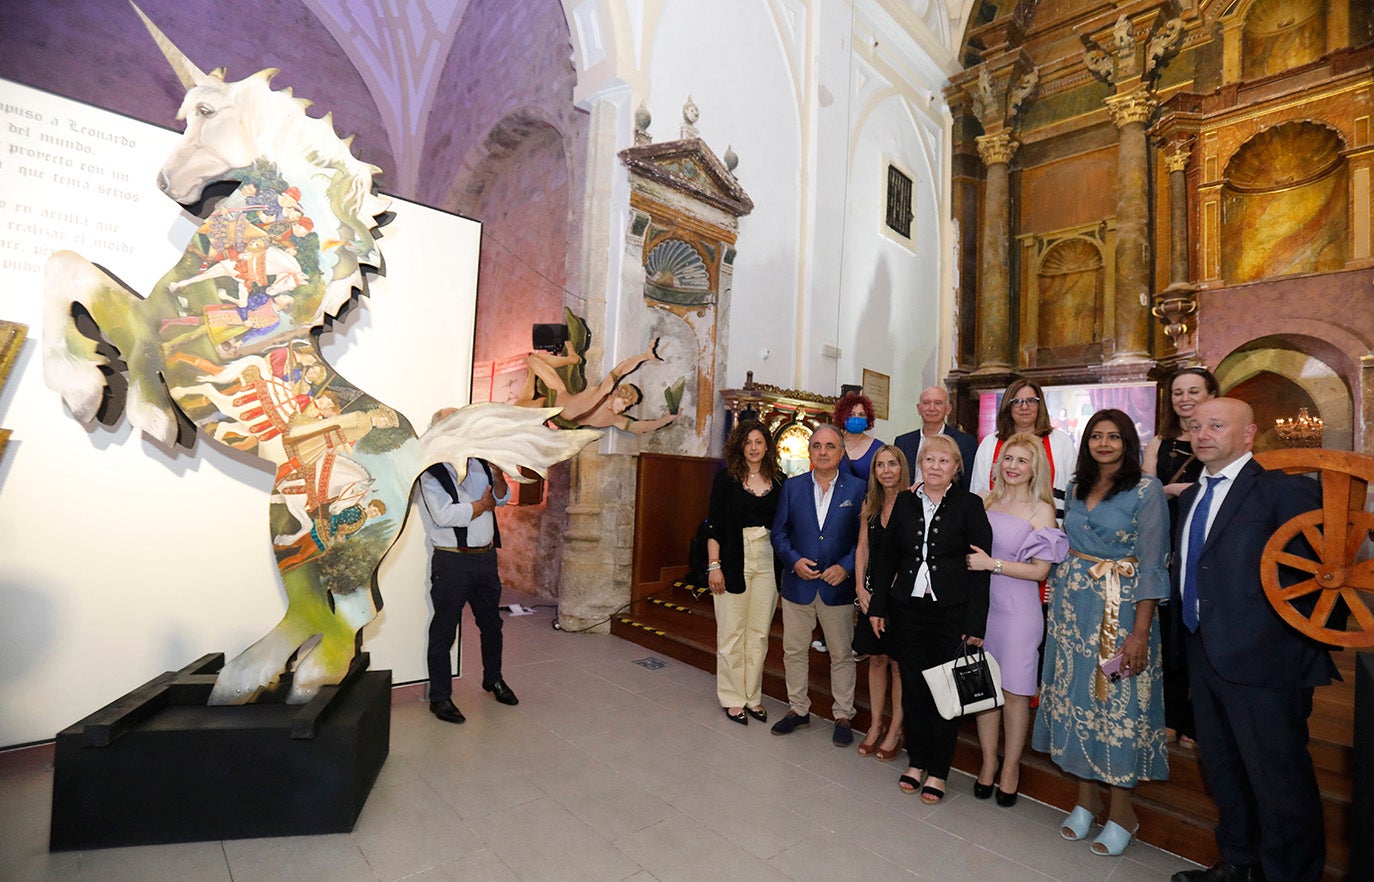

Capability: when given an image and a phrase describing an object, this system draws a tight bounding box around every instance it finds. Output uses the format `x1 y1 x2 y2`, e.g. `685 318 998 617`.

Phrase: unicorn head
133 3 389 318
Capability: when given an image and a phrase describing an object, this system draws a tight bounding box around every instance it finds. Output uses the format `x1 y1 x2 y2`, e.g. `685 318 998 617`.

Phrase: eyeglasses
1009 397 1041 408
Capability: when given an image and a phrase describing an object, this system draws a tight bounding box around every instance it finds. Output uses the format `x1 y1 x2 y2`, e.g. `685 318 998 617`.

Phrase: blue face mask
844 416 867 434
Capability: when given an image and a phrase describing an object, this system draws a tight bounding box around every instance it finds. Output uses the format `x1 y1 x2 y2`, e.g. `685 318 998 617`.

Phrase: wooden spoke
1341 587 1374 632
1348 560 1374 590
1273 550 1321 574
1308 590 1338 629
1277 578 1322 601
1299 522 1325 556
1349 513 1374 560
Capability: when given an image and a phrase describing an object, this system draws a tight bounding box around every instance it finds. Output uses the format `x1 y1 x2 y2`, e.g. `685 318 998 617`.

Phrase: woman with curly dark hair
1033 409 1169 857
834 390 885 482
706 420 784 724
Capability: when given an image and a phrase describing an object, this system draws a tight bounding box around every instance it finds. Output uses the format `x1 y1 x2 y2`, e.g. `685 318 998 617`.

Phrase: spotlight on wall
532 323 568 354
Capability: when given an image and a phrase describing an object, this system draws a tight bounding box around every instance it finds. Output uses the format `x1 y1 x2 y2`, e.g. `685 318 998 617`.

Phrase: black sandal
899 774 922 794
746 706 767 723
723 707 748 725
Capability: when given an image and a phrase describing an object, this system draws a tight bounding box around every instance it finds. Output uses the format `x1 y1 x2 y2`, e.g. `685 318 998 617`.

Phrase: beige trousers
781 593 857 720
714 526 778 707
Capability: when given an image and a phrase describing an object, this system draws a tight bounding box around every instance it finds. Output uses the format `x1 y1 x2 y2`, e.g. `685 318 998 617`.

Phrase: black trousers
1186 630 1324 882
891 595 966 780
427 549 504 701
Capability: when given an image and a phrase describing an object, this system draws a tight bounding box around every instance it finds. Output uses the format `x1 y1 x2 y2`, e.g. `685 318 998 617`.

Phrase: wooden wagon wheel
1256 449 1374 648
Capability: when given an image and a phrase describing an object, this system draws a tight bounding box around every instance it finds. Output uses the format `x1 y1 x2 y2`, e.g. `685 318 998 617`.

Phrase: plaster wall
634 0 952 439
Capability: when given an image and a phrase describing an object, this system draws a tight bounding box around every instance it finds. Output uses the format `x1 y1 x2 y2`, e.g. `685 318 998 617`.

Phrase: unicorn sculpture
42 7 598 705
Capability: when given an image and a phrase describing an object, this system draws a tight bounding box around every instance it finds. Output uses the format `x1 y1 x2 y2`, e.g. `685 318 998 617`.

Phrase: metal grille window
885 164 913 239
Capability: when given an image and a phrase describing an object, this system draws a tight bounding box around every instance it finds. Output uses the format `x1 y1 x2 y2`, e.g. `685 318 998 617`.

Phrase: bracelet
993 559 1003 574
706 562 721 572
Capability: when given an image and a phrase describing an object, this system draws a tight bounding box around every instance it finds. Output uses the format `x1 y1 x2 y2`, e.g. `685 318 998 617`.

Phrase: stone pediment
619 139 754 217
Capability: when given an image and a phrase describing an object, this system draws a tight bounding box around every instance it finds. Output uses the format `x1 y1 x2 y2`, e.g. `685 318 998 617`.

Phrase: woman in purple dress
967 432 1067 806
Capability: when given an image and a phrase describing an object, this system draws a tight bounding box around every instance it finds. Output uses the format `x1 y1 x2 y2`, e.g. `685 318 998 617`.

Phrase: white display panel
0 79 478 747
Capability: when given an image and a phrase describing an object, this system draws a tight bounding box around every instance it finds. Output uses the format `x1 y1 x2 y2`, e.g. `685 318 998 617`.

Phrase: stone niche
617 104 753 458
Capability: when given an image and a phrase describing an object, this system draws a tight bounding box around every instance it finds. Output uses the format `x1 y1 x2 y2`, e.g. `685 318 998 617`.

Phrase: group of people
704 373 1335 882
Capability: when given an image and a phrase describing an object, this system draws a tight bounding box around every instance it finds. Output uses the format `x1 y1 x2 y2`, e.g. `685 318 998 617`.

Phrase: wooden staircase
612 565 1357 881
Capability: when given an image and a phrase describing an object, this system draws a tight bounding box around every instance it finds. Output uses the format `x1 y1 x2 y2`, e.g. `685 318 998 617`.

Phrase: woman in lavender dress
967 433 1067 807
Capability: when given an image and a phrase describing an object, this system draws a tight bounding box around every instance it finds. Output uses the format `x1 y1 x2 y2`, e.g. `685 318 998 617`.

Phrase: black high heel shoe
994 763 1018 807
974 758 1002 800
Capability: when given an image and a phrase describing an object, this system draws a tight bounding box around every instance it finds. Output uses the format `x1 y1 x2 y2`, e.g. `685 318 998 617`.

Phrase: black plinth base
1352 651 1373 881
50 654 391 850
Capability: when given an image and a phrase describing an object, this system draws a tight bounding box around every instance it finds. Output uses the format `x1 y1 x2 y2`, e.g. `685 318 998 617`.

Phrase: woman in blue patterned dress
1032 409 1169 857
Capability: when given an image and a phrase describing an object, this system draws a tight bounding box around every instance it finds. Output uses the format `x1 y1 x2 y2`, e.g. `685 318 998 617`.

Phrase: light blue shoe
1059 805 1097 841
1090 820 1139 856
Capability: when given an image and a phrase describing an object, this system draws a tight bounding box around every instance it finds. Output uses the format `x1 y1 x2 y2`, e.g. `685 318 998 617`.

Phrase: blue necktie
1182 475 1227 632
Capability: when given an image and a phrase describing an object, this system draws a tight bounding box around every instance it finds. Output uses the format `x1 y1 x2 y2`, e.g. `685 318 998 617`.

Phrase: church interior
0 0 1370 879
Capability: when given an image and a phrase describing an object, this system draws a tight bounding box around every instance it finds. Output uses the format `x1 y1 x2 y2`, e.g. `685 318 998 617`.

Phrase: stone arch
1215 336 1353 451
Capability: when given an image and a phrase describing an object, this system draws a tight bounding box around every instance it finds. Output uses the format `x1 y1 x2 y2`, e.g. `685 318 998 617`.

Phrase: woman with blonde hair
852 444 910 760
966 433 1067 805
869 434 992 803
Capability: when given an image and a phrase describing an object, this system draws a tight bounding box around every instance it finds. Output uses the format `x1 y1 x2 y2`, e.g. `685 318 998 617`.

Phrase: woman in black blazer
705 420 783 725
869 434 992 804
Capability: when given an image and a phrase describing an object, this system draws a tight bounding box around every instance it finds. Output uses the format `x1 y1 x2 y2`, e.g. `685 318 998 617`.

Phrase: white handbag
922 641 1005 720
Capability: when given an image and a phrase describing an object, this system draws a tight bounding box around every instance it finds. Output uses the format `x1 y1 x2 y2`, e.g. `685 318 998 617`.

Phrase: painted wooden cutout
41 6 598 705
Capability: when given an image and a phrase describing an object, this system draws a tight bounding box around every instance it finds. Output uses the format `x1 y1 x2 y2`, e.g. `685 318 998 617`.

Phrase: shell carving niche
1221 121 1348 283
644 238 711 304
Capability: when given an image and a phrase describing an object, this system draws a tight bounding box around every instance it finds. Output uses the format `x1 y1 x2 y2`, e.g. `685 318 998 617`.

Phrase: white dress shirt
419 459 509 548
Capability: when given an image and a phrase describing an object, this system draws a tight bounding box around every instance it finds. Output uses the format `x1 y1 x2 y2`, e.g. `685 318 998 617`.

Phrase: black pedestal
50 654 390 850
1352 652 1373 881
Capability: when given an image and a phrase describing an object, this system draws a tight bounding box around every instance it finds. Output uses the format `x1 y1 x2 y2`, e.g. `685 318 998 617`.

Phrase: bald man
893 386 977 491
1169 398 1334 882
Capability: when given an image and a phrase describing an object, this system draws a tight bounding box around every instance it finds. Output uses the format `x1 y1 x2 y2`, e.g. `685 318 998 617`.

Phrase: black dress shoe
1172 862 1262 882
973 780 994 800
429 699 466 724
483 679 519 706
994 786 1018 807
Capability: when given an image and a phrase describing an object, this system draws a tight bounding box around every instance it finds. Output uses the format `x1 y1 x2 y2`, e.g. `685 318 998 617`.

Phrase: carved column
1163 139 1192 288
1152 138 1199 355
975 131 1018 372
966 58 1038 373
1105 85 1155 363
1080 12 1184 368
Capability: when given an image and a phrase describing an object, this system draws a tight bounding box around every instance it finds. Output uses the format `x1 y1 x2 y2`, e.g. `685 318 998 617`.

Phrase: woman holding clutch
1032 409 1169 856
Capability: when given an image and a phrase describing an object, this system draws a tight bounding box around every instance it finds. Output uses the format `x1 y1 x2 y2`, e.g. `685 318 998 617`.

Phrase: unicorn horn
129 2 209 89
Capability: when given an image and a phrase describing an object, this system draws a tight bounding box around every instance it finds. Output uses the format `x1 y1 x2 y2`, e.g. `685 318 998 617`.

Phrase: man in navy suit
770 424 867 745
1170 398 1334 882
893 386 977 491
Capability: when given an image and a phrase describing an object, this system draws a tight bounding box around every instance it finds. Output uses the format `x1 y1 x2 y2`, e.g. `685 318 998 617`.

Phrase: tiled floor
1 593 1199 880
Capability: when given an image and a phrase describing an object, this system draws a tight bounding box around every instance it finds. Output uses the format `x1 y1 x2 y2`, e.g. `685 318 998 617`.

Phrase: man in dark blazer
770 424 866 745
1170 398 1334 882
893 386 978 491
